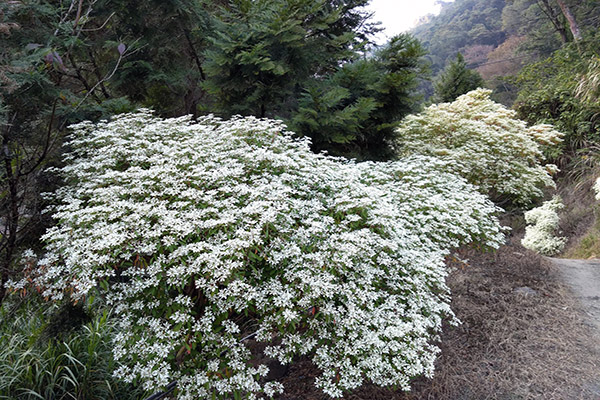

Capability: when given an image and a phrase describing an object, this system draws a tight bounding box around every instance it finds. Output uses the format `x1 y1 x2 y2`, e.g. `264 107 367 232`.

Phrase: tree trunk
536 0 570 43
1 120 19 305
555 0 582 42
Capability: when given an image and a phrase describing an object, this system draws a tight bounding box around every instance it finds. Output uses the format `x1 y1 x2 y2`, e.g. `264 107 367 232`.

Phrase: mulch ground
275 237 600 400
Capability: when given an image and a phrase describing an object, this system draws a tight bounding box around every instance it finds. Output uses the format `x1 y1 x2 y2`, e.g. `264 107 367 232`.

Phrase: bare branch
81 11 115 32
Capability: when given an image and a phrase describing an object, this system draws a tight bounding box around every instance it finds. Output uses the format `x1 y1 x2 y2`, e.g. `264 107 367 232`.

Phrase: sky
365 0 454 44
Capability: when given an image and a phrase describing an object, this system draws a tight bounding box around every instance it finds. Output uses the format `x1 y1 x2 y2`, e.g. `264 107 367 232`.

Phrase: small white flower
29 110 506 399
594 177 600 200
522 195 566 256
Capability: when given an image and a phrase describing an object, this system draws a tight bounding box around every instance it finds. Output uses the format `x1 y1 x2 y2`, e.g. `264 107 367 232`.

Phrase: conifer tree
202 0 376 118
433 53 485 103
291 34 428 160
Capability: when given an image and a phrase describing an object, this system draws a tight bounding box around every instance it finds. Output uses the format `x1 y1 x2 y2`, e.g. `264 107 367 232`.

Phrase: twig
81 11 115 32
71 51 123 114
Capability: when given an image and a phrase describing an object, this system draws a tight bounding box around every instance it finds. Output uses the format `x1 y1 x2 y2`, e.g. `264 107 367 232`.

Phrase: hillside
411 0 600 103
412 0 506 75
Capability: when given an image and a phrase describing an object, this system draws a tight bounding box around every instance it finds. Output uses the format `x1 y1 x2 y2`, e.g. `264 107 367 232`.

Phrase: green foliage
291 34 428 159
502 0 600 53
434 53 485 103
202 0 375 118
512 39 600 153
501 0 564 53
202 1 428 159
412 0 506 75
0 296 146 399
105 0 214 117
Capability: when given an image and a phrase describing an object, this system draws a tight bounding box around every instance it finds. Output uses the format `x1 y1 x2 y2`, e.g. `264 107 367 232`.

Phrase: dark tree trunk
1 118 19 304
537 0 570 43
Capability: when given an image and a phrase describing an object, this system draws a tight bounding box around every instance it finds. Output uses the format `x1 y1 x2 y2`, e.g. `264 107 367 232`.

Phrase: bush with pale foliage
395 89 563 206
594 177 600 200
10 111 504 399
521 196 566 256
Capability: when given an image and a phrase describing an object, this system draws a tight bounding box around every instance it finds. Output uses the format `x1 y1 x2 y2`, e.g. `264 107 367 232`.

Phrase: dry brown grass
556 168 600 259
275 238 600 400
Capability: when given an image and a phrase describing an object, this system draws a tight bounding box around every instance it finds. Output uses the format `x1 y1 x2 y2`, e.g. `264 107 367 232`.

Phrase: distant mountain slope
412 0 600 82
411 0 506 76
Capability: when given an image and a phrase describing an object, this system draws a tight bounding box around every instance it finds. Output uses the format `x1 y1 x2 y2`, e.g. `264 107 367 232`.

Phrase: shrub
395 89 563 206
11 111 504 399
512 41 600 153
521 196 567 256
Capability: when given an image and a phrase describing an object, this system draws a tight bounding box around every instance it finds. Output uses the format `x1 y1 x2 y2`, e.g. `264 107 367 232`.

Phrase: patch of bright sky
365 0 455 45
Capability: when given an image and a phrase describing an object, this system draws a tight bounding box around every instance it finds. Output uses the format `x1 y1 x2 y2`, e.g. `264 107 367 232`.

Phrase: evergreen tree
202 0 377 118
291 34 428 160
105 0 215 117
433 53 485 103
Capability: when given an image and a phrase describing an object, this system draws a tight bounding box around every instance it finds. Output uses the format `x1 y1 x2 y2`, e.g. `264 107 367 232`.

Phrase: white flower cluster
593 177 600 200
521 196 567 256
20 111 504 398
395 89 563 206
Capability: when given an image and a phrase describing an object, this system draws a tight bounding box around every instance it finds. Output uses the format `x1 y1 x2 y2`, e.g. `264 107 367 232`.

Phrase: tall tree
434 52 485 103
291 34 428 160
202 0 377 118
536 0 570 43
502 0 598 53
555 0 581 42
104 0 215 117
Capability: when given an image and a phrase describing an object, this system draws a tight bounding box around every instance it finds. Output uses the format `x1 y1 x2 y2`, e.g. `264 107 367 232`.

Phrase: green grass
0 295 147 400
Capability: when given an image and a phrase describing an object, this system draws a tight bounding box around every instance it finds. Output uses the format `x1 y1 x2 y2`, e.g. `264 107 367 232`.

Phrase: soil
274 238 600 400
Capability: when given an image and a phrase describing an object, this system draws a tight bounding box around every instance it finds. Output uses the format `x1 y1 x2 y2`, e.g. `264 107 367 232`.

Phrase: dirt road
549 257 600 331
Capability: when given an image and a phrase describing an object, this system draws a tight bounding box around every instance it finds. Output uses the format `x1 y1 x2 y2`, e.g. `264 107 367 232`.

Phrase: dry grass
565 229 600 259
557 166 600 259
275 239 600 400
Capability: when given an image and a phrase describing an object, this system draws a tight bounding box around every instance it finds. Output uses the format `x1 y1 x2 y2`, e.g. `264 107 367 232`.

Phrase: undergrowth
0 295 146 400
563 203 600 259
557 163 600 259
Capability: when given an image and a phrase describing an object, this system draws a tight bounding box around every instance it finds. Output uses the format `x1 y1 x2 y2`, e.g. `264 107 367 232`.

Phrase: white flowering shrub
395 89 563 206
13 111 505 399
521 196 567 256
594 177 600 200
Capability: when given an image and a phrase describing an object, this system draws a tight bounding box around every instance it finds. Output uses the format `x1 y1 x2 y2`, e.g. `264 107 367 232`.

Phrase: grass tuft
0 295 147 400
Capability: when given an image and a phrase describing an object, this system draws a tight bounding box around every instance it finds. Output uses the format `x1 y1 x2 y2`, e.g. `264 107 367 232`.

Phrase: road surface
549 257 600 330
